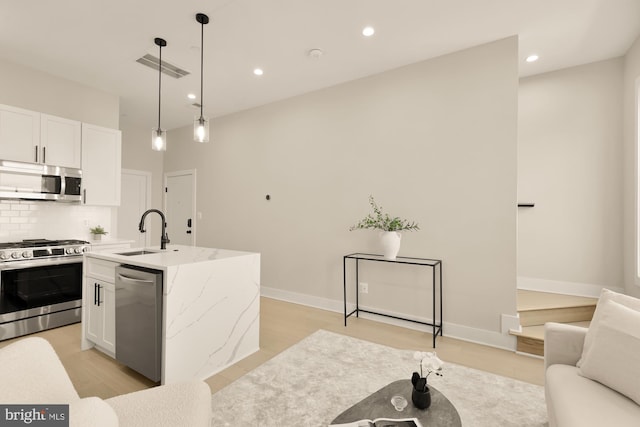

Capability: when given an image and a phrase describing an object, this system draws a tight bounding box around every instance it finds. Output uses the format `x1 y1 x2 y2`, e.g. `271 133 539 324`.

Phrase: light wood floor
0 297 544 398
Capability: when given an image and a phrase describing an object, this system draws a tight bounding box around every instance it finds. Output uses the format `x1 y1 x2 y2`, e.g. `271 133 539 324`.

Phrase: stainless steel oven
0 239 90 341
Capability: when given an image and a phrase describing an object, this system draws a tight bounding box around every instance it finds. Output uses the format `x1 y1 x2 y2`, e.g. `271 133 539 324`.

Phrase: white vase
380 231 401 260
92 234 102 241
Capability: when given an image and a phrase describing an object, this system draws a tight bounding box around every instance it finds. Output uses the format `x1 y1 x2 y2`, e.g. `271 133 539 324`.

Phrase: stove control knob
11 252 20 259
66 248 74 254
22 251 31 258
0 252 7 260
74 247 82 254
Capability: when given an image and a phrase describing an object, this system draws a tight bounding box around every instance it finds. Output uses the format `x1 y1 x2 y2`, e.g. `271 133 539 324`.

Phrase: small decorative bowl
391 395 408 412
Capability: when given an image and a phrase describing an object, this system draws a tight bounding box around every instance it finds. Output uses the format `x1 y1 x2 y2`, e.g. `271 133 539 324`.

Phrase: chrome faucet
138 209 170 250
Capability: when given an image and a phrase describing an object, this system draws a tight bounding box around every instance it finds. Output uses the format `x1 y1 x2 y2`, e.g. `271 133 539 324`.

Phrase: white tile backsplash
0 200 113 242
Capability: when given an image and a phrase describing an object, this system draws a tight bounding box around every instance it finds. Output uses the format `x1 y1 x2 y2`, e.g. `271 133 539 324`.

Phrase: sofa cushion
106 381 211 427
578 299 640 405
578 288 640 367
69 397 118 427
0 337 79 403
546 364 640 427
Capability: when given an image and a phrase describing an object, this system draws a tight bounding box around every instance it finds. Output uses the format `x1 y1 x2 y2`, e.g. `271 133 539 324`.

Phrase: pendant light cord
199 20 204 121
158 43 162 130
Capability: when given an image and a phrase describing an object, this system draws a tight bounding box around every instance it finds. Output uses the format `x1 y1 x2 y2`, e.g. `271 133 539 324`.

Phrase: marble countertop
84 244 258 270
89 238 135 246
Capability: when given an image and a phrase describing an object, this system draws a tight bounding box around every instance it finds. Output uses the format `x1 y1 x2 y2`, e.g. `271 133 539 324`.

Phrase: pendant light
194 13 210 143
152 37 167 151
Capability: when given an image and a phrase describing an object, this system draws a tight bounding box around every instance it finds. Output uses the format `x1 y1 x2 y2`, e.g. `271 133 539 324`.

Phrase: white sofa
544 288 640 427
0 337 212 427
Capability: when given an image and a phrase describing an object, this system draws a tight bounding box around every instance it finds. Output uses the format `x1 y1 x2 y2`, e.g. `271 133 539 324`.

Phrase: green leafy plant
349 196 419 232
89 225 108 235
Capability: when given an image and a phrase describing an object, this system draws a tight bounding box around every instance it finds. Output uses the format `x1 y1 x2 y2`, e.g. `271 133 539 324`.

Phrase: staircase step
517 290 597 326
511 321 591 357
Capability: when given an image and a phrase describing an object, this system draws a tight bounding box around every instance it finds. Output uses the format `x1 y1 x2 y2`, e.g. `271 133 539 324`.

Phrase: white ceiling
1 0 639 131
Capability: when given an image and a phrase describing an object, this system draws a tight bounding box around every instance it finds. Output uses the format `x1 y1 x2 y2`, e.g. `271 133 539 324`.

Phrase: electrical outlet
359 282 369 294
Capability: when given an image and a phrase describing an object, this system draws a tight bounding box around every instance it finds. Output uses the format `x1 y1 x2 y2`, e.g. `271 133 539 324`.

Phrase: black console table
343 253 443 347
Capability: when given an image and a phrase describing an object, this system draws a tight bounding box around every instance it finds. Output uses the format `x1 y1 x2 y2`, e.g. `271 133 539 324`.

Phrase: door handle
186 230 192 234
117 274 155 285
187 218 192 227
35 146 38 163
94 283 97 305
97 284 102 307
43 146 46 164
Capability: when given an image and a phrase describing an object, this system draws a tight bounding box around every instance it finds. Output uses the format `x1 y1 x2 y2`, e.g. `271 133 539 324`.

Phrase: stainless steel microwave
0 160 82 202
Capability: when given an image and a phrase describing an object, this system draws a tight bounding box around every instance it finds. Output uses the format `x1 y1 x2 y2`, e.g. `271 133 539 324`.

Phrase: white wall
0 58 118 129
164 37 519 348
119 121 165 245
0 59 120 241
623 35 640 298
518 59 624 296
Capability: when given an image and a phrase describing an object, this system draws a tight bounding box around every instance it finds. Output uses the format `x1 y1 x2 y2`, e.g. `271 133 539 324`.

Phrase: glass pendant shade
194 13 210 143
153 37 167 151
152 128 166 151
193 116 209 143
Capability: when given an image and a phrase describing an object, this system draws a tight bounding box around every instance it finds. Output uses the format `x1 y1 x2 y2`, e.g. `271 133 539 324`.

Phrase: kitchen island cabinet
81 245 260 385
83 258 118 356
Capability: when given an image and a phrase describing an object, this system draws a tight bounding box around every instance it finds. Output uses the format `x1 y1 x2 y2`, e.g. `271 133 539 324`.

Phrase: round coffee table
331 380 461 426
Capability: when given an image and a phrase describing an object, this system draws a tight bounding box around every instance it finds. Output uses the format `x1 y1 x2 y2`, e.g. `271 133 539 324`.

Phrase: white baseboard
517 276 624 298
261 286 517 351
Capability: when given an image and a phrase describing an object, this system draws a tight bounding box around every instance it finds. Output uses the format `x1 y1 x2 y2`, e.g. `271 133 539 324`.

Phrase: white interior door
164 170 195 246
118 170 151 247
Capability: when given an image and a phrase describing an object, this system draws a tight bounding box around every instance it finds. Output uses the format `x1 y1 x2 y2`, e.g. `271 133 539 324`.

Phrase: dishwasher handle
117 274 156 285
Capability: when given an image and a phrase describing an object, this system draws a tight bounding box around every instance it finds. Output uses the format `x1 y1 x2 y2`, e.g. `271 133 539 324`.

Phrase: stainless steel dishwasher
115 265 163 382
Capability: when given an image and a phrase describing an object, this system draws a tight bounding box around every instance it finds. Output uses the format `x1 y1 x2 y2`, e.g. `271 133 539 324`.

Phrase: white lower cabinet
84 258 117 356
85 279 115 355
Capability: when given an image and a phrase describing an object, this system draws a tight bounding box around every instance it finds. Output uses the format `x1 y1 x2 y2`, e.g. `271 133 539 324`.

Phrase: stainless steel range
0 239 90 341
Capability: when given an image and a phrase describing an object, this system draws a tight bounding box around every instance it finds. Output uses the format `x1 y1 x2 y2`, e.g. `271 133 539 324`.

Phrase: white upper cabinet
0 104 40 163
81 123 121 206
40 114 82 169
0 104 81 168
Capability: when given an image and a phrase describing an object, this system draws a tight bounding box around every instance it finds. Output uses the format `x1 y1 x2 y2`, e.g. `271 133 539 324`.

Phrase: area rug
210 330 547 426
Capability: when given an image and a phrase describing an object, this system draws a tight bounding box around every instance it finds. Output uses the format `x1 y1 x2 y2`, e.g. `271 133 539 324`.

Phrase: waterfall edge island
81 245 260 385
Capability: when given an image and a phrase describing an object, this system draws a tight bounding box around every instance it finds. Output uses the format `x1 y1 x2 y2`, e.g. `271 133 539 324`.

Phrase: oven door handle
0 257 82 271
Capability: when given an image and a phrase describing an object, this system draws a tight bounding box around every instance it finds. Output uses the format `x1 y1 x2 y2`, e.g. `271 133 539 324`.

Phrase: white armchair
0 337 211 427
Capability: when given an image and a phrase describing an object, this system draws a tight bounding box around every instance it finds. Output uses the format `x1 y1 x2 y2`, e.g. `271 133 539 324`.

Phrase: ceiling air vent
136 54 190 79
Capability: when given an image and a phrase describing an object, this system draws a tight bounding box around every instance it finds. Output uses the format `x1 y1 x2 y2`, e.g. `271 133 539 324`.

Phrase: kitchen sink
116 250 160 256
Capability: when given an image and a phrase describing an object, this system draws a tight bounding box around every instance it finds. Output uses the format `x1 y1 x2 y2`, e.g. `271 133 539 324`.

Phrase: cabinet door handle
42 146 46 164
94 283 98 305
83 189 86 204
97 284 101 306
35 146 38 163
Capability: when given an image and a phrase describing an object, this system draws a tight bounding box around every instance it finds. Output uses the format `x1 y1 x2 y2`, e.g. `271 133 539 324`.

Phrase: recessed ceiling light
362 26 375 37
187 93 196 100
253 68 264 76
526 54 539 63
